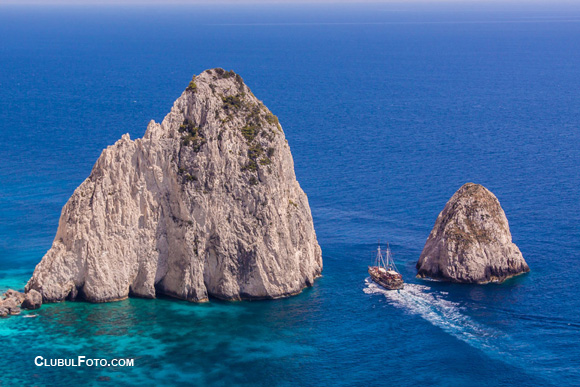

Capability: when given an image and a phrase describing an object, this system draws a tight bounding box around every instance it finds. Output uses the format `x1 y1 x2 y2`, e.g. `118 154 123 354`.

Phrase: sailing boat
368 243 404 290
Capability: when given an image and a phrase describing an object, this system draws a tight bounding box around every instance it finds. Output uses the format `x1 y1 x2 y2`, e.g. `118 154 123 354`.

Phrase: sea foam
364 278 566 385
364 278 501 350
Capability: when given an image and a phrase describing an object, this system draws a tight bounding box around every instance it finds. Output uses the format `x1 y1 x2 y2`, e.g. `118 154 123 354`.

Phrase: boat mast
376 242 386 268
385 243 399 273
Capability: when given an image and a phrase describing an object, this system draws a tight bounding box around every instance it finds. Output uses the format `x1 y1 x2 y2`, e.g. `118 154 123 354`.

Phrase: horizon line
2 0 580 5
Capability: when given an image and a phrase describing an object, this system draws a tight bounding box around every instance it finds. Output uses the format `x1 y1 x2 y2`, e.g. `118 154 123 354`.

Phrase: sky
1 0 575 4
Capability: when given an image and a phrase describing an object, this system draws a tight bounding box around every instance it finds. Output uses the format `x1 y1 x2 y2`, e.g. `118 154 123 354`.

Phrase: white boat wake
364 278 501 350
364 278 566 385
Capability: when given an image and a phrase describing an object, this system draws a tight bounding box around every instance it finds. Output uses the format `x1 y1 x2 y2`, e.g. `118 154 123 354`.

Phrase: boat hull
368 267 404 290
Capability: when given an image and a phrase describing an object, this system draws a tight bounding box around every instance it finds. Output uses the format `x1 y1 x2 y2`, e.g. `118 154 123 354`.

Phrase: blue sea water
1 2 580 386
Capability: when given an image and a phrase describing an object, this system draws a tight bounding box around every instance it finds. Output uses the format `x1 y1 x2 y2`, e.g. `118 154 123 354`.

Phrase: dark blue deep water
1 3 579 386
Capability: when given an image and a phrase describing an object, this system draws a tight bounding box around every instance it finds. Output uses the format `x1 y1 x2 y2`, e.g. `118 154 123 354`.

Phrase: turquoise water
1 3 580 386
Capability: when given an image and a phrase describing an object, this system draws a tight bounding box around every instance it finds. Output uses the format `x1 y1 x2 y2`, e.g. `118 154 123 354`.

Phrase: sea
1 2 579 386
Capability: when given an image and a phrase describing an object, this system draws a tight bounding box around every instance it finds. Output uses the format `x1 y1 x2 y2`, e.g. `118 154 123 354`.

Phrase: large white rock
26 69 322 302
416 183 529 284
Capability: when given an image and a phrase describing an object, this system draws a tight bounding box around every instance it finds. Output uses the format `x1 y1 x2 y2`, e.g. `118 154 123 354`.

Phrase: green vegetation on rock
222 93 245 112
241 124 258 142
211 79 284 185
186 75 197 92
177 166 197 183
179 119 206 152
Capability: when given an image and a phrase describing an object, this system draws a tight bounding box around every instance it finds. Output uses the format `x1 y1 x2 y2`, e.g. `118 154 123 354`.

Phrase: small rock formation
0 289 43 317
4 289 25 304
416 183 530 284
22 289 43 310
26 68 322 303
0 290 24 316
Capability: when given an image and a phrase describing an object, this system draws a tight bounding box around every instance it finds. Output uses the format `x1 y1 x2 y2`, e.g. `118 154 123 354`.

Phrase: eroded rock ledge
416 183 529 284
0 289 41 317
26 68 322 303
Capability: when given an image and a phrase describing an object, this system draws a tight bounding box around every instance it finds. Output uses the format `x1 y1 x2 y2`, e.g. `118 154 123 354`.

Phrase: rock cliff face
416 183 529 284
26 69 322 303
